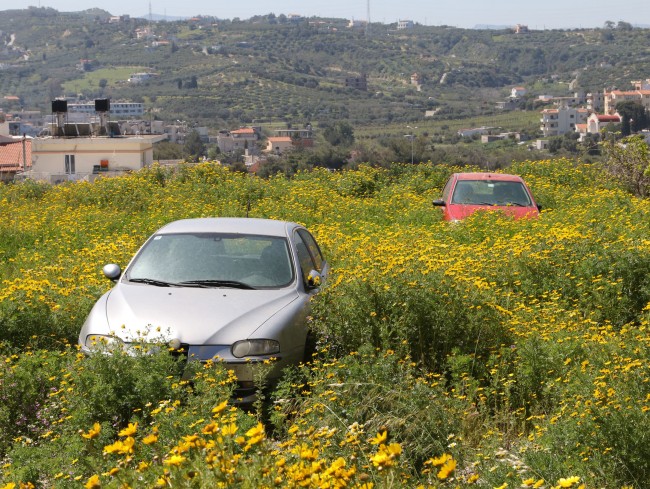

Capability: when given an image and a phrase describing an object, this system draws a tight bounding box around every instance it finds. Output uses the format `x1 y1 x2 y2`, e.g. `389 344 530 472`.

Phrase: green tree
601 134 650 197
153 141 184 160
615 100 649 136
183 130 206 162
322 121 355 147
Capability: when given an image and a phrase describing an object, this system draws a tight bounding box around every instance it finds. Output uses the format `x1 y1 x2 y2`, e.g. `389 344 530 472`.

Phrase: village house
397 20 414 30
0 136 31 182
265 136 294 154
274 128 314 148
586 113 621 134
345 74 367 91
511 86 527 98
604 87 650 114
216 127 260 153
457 126 495 138
540 105 589 137
18 132 165 184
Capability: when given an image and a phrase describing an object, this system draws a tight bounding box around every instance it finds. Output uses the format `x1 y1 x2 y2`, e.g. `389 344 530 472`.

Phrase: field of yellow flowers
0 160 648 488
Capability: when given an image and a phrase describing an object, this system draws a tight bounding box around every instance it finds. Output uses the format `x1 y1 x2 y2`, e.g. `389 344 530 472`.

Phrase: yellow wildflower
370 431 388 445
164 454 187 467
118 422 138 437
437 457 456 480
84 475 101 489
212 400 229 416
81 423 101 440
557 476 581 488
142 434 158 445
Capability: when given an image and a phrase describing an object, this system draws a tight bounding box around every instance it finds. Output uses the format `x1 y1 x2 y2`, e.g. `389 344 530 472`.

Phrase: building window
65 155 76 174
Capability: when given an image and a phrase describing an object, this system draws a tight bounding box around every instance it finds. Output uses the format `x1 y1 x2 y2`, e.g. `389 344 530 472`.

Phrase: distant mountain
473 24 512 30
134 13 190 22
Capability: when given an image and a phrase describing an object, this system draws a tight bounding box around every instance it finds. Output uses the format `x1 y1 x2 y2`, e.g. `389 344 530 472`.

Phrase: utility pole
406 126 417 164
22 134 27 172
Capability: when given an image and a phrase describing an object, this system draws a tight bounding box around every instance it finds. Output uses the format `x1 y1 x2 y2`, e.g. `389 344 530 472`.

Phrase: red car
433 172 541 221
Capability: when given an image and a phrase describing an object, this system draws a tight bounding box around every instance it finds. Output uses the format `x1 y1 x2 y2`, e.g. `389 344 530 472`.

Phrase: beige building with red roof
216 127 260 153
604 89 650 114
265 136 294 154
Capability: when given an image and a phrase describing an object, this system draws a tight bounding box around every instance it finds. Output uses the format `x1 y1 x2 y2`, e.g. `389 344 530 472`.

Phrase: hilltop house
345 74 367 91
457 126 494 138
511 86 527 98
397 20 414 30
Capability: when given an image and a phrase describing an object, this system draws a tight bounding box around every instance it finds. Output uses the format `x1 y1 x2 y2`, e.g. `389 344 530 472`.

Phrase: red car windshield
451 180 533 207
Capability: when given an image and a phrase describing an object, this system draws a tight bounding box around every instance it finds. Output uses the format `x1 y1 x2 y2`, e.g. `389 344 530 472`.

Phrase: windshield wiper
128 278 179 287
178 280 256 290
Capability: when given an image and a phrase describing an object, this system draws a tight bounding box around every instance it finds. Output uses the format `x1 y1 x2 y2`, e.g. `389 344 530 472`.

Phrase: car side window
293 232 317 284
297 229 324 272
441 177 454 202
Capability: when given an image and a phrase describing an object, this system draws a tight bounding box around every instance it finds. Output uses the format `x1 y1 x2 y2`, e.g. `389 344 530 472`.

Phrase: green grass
62 66 148 93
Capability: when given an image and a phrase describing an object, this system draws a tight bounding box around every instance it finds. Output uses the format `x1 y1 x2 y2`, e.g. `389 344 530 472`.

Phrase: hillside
2 7 650 132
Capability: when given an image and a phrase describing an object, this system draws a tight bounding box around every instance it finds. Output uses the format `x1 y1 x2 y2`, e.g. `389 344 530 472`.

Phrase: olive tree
600 135 650 198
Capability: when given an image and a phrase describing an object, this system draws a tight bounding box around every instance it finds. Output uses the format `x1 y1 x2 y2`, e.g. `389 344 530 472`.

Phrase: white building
457 126 494 138
511 86 527 98
540 106 589 137
397 20 414 30
22 134 166 184
586 113 621 134
128 73 157 84
68 101 144 118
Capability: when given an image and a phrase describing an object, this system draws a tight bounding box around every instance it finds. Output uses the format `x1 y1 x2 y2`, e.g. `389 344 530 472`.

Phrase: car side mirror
432 199 445 207
103 263 122 281
306 270 322 289
537 203 542 211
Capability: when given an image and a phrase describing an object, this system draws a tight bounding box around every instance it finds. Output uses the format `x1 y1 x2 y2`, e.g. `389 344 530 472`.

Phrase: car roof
453 172 525 182
155 218 299 237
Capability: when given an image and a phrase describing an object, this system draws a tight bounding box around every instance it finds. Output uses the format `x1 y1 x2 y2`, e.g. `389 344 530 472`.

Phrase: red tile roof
0 139 31 172
597 115 621 122
231 128 256 135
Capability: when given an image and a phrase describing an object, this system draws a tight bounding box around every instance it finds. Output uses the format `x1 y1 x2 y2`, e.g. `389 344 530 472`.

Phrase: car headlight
231 339 280 358
85 334 124 350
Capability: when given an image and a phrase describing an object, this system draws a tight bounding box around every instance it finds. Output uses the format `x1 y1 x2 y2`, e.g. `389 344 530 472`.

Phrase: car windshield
451 180 533 206
125 233 294 289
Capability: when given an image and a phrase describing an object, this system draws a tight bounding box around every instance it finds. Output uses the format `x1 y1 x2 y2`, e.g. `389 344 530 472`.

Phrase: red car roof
453 172 524 182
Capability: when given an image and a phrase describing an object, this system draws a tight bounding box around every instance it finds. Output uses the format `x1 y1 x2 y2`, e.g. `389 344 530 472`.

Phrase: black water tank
95 98 110 112
51 99 68 113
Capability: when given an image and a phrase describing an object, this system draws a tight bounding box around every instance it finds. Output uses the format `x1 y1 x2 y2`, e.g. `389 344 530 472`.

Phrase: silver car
78 217 328 402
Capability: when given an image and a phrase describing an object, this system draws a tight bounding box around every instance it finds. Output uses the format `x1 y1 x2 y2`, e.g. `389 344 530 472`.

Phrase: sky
4 0 650 30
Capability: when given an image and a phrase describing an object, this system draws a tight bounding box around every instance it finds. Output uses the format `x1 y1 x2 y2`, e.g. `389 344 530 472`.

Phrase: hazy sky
4 0 649 29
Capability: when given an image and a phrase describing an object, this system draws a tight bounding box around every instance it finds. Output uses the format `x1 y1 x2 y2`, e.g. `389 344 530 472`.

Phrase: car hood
103 283 300 345
446 204 539 221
